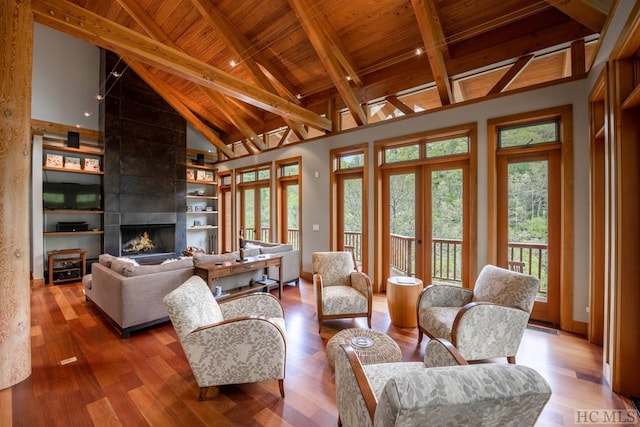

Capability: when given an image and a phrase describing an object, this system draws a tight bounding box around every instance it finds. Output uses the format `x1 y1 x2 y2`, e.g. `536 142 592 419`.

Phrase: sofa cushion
120 257 194 277
109 257 139 275
192 252 238 265
260 244 293 254
98 253 116 267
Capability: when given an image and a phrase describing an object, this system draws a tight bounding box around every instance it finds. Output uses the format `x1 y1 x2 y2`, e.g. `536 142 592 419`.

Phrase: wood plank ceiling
31 0 613 161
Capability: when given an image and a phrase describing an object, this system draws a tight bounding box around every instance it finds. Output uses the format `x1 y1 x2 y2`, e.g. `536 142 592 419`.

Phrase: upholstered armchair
163 275 286 400
312 251 373 332
334 338 551 427
417 264 539 363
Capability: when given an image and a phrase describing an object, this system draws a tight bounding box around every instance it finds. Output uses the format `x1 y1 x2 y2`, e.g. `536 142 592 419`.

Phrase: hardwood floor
1 278 636 426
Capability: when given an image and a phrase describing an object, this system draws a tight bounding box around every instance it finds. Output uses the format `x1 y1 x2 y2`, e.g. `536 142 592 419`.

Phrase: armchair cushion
312 251 354 287
321 286 368 316
163 275 224 340
472 264 539 312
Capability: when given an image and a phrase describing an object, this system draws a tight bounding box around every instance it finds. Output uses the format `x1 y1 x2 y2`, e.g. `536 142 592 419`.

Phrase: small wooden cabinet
48 248 86 285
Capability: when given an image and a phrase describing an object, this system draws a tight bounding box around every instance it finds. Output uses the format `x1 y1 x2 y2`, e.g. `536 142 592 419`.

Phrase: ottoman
326 328 402 369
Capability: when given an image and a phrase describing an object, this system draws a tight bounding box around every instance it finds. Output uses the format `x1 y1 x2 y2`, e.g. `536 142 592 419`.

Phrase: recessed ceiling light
230 60 237 67
346 75 352 81
84 112 91 117
415 47 423 56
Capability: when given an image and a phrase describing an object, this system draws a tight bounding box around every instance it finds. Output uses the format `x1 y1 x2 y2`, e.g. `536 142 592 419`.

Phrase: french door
496 150 560 324
381 162 469 287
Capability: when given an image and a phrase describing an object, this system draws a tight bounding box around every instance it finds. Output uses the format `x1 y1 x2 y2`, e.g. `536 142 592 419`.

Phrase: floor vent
526 324 559 335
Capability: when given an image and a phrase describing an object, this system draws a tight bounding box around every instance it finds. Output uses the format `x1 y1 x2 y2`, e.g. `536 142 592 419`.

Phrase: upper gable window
498 119 559 148
383 144 420 163
238 166 270 183
337 153 364 170
426 136 469 158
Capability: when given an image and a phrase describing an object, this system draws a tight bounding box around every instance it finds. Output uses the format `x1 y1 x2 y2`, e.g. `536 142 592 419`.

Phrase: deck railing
345 231 548 297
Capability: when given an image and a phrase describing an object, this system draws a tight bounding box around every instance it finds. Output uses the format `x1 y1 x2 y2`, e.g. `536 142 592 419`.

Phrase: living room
2 0 640 425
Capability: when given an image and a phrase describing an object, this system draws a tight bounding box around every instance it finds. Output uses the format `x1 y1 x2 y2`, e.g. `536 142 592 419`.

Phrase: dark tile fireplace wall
100 50 187 257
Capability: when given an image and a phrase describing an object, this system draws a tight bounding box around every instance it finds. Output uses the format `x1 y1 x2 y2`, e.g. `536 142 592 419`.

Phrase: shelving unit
36 129 104 283
48 248 86 285
186 163 218 253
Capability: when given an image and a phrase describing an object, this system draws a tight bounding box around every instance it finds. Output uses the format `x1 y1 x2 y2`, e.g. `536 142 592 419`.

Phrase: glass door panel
283 182 299 249
387 172 417 278
259 186 270 241
507 160 549 299
341 176 363 266
431 168 464 284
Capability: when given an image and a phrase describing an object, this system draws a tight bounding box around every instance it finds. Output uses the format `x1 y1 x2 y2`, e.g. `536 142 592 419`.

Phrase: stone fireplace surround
101 50 187 261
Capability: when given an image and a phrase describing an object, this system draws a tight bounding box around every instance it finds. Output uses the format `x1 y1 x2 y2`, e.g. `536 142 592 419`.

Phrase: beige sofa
243 239 301 285
84 254 194 337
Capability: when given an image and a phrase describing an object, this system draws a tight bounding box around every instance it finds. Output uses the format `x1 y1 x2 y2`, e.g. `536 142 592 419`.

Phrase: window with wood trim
331 145 368 272
236 163 272 242
276 157 301 249
487 106 573 326
375 124 477 290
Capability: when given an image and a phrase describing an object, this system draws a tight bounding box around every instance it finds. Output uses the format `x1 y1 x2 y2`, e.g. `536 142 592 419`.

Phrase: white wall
32 24 100 129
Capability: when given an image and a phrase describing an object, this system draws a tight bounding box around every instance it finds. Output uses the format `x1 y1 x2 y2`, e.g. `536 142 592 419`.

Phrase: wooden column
0 0 33 389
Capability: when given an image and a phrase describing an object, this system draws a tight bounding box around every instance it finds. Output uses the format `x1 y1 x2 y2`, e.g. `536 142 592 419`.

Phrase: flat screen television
43 182 102 210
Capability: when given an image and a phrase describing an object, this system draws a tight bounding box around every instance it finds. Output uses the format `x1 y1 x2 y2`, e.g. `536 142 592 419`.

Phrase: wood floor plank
86 396 122 427
7 278 636 426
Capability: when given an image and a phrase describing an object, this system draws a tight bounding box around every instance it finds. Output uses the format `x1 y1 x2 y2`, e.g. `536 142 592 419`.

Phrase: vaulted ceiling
31 0 614 161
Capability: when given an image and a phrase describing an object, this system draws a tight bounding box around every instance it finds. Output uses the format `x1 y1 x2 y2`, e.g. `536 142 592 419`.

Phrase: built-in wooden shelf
622 84 640 110
43 166 104 175
44 230 104 236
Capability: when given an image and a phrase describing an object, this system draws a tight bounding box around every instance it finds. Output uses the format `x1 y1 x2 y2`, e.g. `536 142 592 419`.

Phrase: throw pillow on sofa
119 257 194 277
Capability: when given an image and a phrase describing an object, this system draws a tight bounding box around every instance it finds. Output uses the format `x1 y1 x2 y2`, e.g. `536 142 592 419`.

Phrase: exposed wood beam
544 0 607 33
172 89 234 135
411 0 453 106
189 0 308 141
421 0 449 59
116 0 265 151
201 88 266 150
125 59 235 159
288 0 367 126
32 0 332 133
571 38 586 75
452 80 465 103
487 54 534 95
313 10 363 87
384 95 414 115
277 128 292 147
189 0 298 102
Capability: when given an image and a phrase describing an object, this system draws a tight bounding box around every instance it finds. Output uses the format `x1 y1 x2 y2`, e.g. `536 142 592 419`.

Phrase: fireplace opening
120 224 175 258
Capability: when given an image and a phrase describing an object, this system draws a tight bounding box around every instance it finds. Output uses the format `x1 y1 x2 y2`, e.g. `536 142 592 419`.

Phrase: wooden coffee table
194 254 283 300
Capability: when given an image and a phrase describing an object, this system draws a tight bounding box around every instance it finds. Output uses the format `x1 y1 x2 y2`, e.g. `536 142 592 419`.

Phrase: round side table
386 276 424 327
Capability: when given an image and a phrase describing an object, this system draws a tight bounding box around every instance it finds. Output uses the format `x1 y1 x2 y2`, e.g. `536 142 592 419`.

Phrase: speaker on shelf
67 131 80 148
196 153 205 165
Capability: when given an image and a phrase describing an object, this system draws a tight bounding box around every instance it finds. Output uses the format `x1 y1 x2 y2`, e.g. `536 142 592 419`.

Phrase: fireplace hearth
120 224 175 258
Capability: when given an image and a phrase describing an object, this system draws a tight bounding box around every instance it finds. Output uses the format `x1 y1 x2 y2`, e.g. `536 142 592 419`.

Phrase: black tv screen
43 182 102 210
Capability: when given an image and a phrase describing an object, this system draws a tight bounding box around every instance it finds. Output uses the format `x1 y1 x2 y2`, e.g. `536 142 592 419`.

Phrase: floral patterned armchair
417 264 540 363
312 251 373 332
163 275 286 400
334 338 551 427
